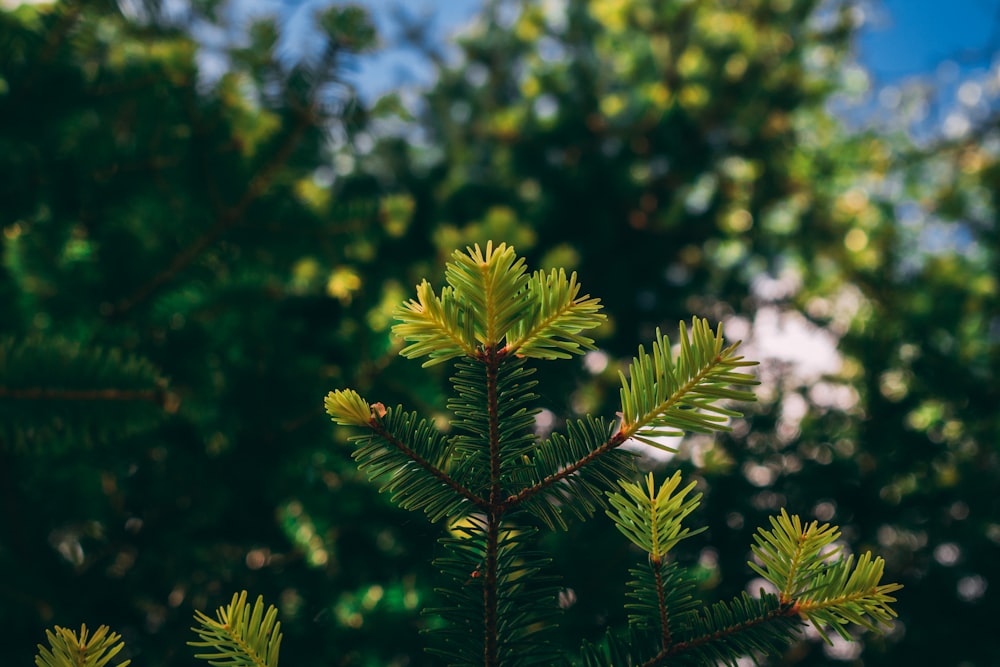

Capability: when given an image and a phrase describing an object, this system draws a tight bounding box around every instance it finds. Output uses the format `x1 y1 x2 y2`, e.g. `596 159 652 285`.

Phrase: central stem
484 345 502 667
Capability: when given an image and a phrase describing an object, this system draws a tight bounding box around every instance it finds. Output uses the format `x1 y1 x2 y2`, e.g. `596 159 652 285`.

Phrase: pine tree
322 242 900 666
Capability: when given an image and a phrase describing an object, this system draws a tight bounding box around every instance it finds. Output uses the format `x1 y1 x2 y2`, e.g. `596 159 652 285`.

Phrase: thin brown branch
484 345 502 667
110 102 316 317
653 563 672 651
0 387 161 403
367 419 489 511
501 430 628 510
641 603 796 667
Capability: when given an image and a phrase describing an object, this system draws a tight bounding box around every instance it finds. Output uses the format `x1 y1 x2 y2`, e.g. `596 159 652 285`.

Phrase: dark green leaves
344 404 484 522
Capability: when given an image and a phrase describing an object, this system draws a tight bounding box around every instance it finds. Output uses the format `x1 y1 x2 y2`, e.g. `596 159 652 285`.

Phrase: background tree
1 1 435 665
1 0 997 665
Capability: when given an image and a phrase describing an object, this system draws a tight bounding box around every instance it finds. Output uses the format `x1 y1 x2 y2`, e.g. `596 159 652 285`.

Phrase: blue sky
335 0 1000 100
857 0 998 82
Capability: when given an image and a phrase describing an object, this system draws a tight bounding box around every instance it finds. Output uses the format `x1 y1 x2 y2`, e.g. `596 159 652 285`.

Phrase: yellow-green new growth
324 388 373 426
189 591 283 667
392 242 605 366
617 318 758 451
606 472 705 564
35 624 131 667
750 509 903 643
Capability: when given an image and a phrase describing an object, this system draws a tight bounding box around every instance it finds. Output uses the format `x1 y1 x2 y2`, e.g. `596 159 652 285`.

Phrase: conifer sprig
35 624 131 667
750 511 903 642
189 591 282 667
394 280 478 366
505 267 605 360
606 472 704 564
617 320 757 450
445 241 529 347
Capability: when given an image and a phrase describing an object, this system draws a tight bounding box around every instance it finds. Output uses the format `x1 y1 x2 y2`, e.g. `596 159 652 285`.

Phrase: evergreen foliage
28 244 901 665
5 0 997 664
34 624 131 667
189 591 283 667
321 243 900 665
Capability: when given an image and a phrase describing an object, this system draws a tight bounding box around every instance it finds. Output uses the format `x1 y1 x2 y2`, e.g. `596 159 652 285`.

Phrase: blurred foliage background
1 0 997 664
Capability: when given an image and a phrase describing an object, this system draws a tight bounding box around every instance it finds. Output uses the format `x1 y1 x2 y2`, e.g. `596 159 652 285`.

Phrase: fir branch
618 319 757 448
445 242 529 347
325 392 489 517
508 416 637 529
792 552 903 643
501 428 627 512
506 318 754 512
35 624 131 667
749 509 842 601
749 510 903 643
367 413 489 515
649 593 799 667
394 281 478 365
505 267 605 360
189 591 282 667
605 472 704 563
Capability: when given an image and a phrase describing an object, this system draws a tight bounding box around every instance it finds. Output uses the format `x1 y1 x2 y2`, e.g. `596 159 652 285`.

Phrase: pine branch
506 318 753 513
505 267 605 360
0 337 171 450
750 510 903 643
445 242 529 347
507 416 637 529
189 591 282 667
428 517 561 667
749 509 842 601
605 472 704 564
652 593 800 667
791 552 903 643
394 281 478 366
35 624 131 667
324 390 489 518
624 562 700 645
618 319 758 450
607 474 703 657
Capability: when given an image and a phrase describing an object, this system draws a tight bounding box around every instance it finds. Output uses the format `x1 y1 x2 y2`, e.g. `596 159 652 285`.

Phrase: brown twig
640 603 796 667
110 101 316 317
367 418 489 511
0 387 161 402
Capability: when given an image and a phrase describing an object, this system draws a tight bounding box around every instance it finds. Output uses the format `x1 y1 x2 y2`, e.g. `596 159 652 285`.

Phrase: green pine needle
618 319 758 447
35 624 131 667
606 471 704 562
189 591 282 667
749 510 903 643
